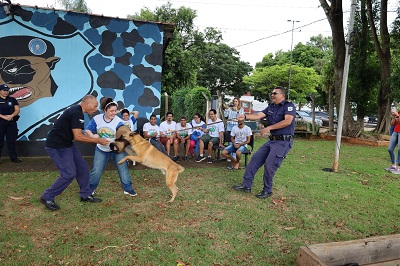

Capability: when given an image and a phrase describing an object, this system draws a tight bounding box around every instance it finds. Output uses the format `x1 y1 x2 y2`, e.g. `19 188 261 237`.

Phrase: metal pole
332 0 357 172
287 20 299 100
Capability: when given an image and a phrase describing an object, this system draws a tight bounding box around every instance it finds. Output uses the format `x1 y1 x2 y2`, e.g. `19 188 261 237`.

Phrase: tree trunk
320 0 356 135
366 0 391 133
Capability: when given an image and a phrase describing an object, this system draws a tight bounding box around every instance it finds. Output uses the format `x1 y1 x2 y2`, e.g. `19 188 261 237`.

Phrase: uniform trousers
42 145 92 200
0 119 18 160
242 139 293 193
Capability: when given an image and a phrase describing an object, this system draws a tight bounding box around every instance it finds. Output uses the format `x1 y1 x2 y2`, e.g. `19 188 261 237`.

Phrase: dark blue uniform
242 100 296 194
42 105 92 201
0 95 19 161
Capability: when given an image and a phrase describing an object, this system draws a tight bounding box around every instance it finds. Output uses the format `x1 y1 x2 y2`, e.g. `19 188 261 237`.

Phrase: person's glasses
271 92 281 95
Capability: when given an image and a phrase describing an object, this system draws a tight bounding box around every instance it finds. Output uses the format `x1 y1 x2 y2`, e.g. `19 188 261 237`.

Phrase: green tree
244 64 320 106
196 43 252 97
58 0 91 12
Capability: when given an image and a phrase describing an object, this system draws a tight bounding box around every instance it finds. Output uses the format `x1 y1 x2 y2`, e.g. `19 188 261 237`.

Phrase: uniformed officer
233 86 296 199
0 84 22 163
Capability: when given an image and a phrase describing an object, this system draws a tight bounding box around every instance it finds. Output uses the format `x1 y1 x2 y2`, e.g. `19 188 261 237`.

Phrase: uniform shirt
159 121 177 137
86 114 124 152
121 116 137 131
46 105 84 149
231 124 252 145
191 119 206 136
0 96 18 116
262 100 296 136
207 118 225 138
175 123 192 138
143 122 161 138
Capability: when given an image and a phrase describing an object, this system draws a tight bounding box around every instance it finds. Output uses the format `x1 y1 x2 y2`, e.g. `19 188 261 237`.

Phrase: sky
9 0 398 67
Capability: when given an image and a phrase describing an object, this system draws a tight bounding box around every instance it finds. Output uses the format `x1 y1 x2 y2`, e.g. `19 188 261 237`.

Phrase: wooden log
297 234 400 266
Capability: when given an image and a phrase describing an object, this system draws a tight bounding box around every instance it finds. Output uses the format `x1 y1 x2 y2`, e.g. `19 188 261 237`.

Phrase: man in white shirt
196 109 225 163
222 116 252 170
159 111 177 159
174 116 193 161
143 114 167 155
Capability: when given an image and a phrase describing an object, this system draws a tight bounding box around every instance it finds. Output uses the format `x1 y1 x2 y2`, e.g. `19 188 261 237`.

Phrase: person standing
233 86 296 199
0 84 21 163
120 108 139 131
224 97 245 131
85 98 137 197
386 108 400 173
40 95 108 211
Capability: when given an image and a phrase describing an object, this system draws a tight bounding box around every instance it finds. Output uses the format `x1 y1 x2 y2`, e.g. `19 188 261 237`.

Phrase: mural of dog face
0 36 60 107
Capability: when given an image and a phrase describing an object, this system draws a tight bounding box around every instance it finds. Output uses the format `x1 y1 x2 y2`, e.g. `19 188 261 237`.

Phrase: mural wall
0 3 173 144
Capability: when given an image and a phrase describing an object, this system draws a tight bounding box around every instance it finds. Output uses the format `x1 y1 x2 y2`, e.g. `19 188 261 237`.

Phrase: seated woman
85 98 137 197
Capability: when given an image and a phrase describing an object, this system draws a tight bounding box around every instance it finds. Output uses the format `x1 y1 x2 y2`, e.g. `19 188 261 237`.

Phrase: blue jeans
89 147 133 192
388 132 400 165
42 145 92 200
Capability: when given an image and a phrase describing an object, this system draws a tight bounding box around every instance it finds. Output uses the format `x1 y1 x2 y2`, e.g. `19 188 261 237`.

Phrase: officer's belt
269 135 293 141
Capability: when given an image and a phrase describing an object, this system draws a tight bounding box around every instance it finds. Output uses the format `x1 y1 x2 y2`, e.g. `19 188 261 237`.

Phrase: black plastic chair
210 131 231 160
241 134 254 167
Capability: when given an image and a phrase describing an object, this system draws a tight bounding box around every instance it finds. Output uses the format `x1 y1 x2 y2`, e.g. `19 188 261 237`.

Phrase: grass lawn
1 138 399 265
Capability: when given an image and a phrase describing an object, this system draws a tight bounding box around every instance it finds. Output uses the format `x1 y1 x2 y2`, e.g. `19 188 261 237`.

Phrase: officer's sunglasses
271 92 282 95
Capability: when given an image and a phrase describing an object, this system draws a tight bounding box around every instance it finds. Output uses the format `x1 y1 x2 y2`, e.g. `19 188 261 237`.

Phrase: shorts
224 144 248 154
201 134 220 147
160 136 175 146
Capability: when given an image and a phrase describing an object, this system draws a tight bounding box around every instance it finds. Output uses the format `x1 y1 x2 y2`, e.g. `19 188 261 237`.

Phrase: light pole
287 19 299 100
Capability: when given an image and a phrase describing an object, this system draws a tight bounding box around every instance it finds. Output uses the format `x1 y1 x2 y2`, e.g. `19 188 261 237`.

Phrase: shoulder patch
288 107 293 111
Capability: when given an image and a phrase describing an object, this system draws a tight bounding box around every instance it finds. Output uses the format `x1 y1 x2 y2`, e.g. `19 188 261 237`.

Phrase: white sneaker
390 168 400 174
123 190 137 197
227 159 231 162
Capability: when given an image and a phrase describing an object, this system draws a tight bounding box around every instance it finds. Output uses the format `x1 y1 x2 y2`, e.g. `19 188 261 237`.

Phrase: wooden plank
304 234 400 266
297 246 327 266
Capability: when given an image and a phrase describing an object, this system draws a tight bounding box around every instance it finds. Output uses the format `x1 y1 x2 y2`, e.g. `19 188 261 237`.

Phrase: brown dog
117 131 184 203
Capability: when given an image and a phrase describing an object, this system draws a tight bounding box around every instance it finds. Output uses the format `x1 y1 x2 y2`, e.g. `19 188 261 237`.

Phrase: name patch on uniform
288 107 293 111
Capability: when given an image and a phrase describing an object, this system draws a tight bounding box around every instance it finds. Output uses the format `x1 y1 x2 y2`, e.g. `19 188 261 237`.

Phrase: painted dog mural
0 3 172 143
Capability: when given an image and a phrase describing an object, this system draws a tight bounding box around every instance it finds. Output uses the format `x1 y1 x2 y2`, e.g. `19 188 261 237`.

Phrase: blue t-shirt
262 100 296 136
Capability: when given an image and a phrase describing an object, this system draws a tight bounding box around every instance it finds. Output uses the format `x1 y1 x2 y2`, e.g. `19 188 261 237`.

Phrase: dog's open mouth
9 86 32 100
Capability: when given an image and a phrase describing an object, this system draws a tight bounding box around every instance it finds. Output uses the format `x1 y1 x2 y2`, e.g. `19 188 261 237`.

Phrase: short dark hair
166 111 173 117
150 114 157 119
121 109 129 115
209 109 217 115
274 86 286 95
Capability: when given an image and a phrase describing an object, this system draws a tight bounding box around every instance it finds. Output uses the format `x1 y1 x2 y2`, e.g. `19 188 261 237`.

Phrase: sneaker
207 157 213 163
385 166 397 171
40 197 60 211
124 190 137 197
196 155 205 162
11 158 22 163
173 156 180 162
390 168 400 174
227 159 231 162
184 156 189 161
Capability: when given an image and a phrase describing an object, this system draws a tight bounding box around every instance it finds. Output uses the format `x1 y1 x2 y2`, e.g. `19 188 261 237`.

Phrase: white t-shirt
231 125 252 144
86 114 123 152
175 123 192 138
191 119 206 136
207 118 225 138
143 122 160 138
159 121 177 137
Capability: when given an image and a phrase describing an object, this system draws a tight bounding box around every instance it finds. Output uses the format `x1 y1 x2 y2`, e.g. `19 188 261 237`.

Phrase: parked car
368 115 377 124
306 111 337 127
296 111 323 127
